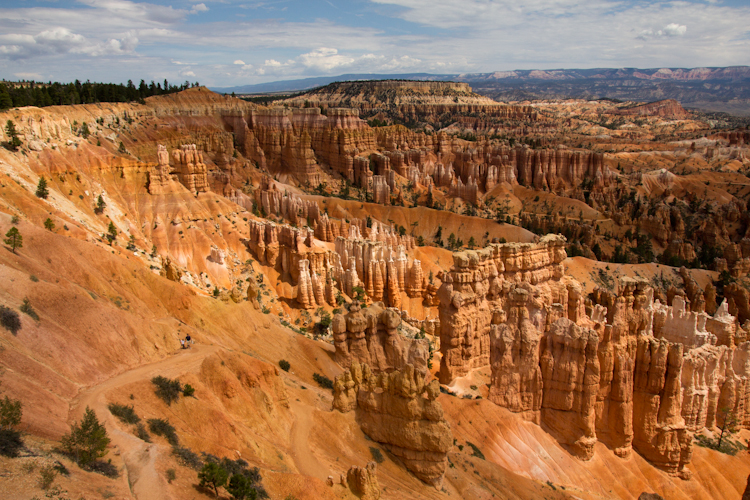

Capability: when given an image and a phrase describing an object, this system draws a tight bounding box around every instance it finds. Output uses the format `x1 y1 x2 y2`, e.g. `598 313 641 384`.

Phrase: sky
0 0 749 87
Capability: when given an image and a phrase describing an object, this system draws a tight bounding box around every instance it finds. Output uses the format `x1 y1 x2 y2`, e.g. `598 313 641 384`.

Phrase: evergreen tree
61 406 110 467
0 85 12 110
4 120 21 151
44 218 55 231
79 121 90 139
227 473 257 500
198 462 228 497
35 176 49 199
4 227 22 253
94 194 106 214
106 222 117 245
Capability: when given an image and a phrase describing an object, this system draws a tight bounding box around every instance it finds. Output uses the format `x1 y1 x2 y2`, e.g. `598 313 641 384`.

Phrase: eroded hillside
0 83 748 500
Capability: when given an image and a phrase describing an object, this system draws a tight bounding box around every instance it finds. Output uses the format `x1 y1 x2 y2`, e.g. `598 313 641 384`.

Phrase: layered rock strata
332 301 429 373
438 240 750 476
438 234 568 383
333 362 452 486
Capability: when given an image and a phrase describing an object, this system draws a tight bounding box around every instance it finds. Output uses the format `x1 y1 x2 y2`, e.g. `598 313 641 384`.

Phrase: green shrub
19 298 39 321
38 465 56 489
182 384 195 397
166 468 176 484
151 376 182 405
134 423 151 443
369 446 384 464
107 403 140 424
61 407 110 467
278 360 290 372
0 395 22 429
466 441 485 460
198 461 228 497
0 305 21 335
0 429 23 457
147 418 179 446
172 446 202 470
312 373 333 390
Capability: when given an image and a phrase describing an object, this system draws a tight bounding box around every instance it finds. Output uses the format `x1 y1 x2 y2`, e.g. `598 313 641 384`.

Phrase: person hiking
180 338 185 349
185 334 192 347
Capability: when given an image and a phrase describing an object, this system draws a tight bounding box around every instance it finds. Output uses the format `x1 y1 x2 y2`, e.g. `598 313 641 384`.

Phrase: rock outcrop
438 235 567 383
332 301 429 373
540 318 600 460
345 462 380 500
438 240 750 477
333 362 452 486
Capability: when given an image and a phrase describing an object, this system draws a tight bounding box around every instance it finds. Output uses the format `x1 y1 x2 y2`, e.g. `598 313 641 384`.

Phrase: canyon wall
438 241 750 478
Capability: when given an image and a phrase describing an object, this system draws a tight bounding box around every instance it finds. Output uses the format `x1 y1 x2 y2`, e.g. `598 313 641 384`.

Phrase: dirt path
67 344 220 500
289 400 330 481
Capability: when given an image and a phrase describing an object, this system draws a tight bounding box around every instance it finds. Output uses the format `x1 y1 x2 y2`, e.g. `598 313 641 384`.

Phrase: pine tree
198 462 228 497
79 121 90 139
35 176 49 199
61 406 110 467
94 194 106 214
106 221 117 245
4 120 21 151
44 218 55 231
4 227 22 253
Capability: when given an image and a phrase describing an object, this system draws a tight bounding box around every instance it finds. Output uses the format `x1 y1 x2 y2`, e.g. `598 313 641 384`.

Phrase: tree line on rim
0 79 202 110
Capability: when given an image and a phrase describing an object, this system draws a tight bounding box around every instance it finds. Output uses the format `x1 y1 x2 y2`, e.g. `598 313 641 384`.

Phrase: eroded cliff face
333 362 452 487
438 240 750 477
437 234 568 383
332 301 429 373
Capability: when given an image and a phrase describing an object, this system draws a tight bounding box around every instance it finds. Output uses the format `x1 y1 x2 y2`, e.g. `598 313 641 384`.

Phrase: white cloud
0 0 747 86
299 47 354 71
14 72 43 80
663 23 687 36
0 27 138 59
638 23 688 40
190 3 209 14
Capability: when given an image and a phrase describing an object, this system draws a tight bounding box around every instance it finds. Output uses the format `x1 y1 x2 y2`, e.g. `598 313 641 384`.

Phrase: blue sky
0 0 749 86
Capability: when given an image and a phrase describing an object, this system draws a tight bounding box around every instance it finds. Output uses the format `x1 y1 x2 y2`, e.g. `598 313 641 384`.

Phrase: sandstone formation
244 203 429 310
540 318 599 460
438 239 750 476
345 462 380 500
610 99 690 120
333 362 452 486
438 234 568 383
332 301 429 373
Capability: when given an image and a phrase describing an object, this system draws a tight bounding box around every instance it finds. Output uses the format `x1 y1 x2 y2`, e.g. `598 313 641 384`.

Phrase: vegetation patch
151 376 182 405
107 403 140 424
147 418 179 446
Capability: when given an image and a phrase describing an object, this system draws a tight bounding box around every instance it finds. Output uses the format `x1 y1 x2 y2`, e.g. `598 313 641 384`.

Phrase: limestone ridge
222 95 613 206
438 239 750 478
333 361 452 487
